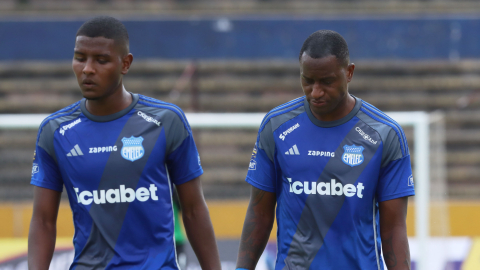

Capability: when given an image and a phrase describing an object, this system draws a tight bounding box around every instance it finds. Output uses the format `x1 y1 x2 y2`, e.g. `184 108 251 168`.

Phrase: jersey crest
341 144 364 167
121 136 145 162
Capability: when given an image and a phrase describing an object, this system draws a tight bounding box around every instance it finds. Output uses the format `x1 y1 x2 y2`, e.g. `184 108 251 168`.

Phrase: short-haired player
236 30 414 270
28 16 221 270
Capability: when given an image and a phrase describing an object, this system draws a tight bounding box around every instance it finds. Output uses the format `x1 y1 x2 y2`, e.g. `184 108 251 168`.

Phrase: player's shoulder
357 99 405 135
356 98 409 156
259 96 306 133
135 94 190 128
136 94 186 118
39 100 82 129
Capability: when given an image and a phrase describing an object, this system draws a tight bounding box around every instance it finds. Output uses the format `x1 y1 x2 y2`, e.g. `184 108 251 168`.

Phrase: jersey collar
304 95 362 128
81 93 139 122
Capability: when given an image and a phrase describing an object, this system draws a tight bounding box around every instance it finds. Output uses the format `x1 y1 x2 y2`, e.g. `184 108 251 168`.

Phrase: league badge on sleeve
249 160 257 170
32 163 39 176
341 144 364 167
408 174 414 186
248 143 258 170
121 136 145 162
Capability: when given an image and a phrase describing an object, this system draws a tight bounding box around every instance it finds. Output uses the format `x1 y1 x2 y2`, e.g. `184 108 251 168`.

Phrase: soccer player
236 30 414 270
28 16 221 270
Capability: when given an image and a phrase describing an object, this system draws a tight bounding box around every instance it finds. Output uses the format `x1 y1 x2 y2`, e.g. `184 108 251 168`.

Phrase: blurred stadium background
1 0 480 269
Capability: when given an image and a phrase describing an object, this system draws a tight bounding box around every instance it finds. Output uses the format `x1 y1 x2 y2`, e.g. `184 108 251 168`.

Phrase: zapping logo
89 145 117 153
287 178 365 198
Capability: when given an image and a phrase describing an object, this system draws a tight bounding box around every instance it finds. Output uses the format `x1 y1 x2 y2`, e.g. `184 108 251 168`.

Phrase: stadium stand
2 0 480 200
3 0 480 15
0 59 479 200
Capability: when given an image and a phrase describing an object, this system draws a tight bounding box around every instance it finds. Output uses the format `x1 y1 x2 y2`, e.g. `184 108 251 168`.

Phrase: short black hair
76 16 129 54
299 30 349 66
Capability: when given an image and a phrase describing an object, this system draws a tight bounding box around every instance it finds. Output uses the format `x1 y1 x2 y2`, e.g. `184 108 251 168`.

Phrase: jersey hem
245 176 276 193
378 190 415 202
30 180 63 192
174 168 203 185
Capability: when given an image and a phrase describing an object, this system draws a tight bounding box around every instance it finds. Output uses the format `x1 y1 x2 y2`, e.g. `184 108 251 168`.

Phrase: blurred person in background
236 30 414 270
28 16 221 270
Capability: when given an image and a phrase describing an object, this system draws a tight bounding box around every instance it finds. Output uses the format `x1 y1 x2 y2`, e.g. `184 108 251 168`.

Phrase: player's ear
346 63 355 83
121 53 133 75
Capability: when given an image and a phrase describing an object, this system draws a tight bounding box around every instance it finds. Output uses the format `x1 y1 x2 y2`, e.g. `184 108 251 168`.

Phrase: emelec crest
121 136 145 162
341 144 364 167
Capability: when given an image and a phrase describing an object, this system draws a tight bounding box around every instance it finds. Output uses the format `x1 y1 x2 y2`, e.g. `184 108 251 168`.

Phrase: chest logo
67 144 84 157
121 136 145 162
355 127 378 145
279 123 300 141
60 118 81 136
341 144 364 167
285 144 300 155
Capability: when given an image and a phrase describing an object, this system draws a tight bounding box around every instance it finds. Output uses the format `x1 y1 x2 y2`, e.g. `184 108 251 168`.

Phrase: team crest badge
121 136 145 162
341 144 364 167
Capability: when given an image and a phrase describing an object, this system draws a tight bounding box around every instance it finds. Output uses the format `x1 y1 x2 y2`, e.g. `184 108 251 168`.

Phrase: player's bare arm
236 186 276 270
28 186 62 270
380 197 411 270
176 176 221 270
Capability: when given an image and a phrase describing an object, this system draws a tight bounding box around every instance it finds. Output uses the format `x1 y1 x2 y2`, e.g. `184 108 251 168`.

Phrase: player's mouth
310 99 327 107
82 79 96 88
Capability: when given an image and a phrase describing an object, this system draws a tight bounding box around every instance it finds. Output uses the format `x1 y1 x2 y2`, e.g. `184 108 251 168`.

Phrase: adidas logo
285 144 300 155
67 144 84 157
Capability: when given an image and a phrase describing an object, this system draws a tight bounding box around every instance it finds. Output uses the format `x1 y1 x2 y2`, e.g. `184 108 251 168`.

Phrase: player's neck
312 94 356 122
85 85 132 116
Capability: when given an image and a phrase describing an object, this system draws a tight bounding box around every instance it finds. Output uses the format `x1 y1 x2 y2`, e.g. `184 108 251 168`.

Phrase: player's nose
83 59 95 75
311 82 324 98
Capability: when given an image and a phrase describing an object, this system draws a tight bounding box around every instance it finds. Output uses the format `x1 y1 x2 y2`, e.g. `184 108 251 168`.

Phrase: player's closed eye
303 76 314 84
97 58 108 64
322 79 334 85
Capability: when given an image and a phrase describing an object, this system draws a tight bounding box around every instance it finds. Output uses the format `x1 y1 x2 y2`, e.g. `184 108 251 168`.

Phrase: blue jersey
246 96 415 270
31 94 202 269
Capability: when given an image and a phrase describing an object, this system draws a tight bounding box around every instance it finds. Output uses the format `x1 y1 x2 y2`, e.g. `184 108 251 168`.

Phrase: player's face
72 36 130 101
300 53 355 122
